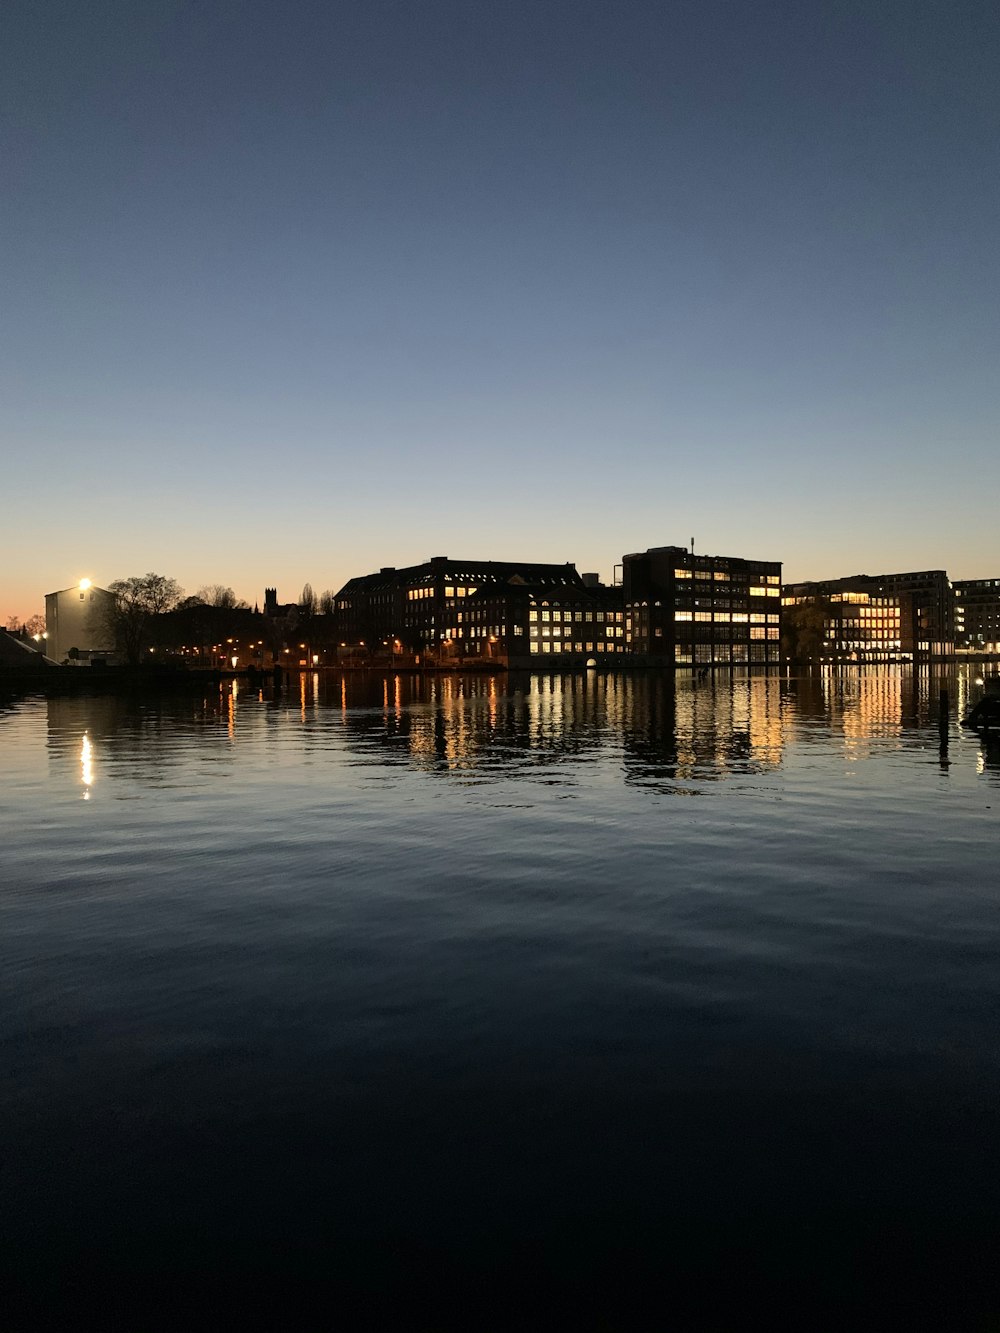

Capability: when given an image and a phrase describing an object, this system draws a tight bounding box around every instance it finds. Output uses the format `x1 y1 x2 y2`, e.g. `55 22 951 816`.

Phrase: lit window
675 611 692 622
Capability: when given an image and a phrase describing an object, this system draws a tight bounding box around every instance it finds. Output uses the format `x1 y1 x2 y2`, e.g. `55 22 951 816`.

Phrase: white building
44 580 115 664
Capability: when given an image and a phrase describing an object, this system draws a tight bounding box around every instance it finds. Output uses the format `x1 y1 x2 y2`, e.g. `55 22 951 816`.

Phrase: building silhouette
332 556 625 666
954 578 1000 653
783 570 954 661
623 546 782 667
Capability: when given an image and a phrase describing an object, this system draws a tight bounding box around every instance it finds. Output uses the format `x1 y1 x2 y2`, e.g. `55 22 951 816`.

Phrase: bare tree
299 583 317 618
197 585 247 610
96 573 183 665
23 613 45 637
318 589 334 616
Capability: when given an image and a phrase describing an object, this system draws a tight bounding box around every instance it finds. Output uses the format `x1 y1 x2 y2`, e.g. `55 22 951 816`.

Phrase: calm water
2 667 999 1328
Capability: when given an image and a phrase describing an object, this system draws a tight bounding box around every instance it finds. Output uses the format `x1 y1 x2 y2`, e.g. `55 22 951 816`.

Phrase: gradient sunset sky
3 0 997 621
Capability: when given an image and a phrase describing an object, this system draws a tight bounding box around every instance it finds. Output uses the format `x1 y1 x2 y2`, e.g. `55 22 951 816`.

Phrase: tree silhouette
96 573 182 665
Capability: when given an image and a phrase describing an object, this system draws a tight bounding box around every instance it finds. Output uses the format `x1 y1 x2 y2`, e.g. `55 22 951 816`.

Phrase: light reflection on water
2 665 999 1325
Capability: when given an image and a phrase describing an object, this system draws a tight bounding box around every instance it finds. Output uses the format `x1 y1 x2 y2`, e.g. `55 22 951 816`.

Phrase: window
675 611 692 622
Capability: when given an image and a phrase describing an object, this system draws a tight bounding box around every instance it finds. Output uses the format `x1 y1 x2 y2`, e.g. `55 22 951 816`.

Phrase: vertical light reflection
228 687 236 741
80 732 94 799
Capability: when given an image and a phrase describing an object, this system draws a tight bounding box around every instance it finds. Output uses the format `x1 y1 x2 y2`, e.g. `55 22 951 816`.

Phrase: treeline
93 574 342 666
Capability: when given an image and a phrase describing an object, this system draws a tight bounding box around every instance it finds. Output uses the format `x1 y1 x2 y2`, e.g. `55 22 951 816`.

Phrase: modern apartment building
954 578 1000 652
782 578 903 661
783 570 954 660
622 546 782 667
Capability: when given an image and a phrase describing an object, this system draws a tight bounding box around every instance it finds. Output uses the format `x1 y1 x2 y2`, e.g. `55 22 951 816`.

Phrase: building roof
335 558 585 597
0 631 54 670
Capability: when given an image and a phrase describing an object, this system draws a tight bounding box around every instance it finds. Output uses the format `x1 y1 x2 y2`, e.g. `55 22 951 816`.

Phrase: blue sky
2 0 997 619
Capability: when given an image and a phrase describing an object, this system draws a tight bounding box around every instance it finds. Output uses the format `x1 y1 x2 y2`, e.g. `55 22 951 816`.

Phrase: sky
2 0 997 621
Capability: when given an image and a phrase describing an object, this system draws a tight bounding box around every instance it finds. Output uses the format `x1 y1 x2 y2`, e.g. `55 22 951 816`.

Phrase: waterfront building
623 546 782 668
44 580 115 664
782 578 903 662
332 557 624 665
953 578 1000 653
783 570 954 660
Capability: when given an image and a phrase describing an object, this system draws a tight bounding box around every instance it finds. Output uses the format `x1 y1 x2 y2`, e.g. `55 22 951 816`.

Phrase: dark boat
963 674 1000 731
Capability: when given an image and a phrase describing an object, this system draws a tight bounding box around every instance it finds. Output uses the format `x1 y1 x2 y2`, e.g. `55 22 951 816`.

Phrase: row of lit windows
529 609 623 624
674 645 779 661
676 611 778 624
673 570 780 584
531 625 623 638
530 641 626 654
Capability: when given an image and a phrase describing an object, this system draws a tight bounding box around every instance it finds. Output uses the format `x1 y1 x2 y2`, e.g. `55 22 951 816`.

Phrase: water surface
2 667 998 1327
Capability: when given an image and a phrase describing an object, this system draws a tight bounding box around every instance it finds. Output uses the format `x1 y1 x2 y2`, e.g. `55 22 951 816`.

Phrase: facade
953 579 1000 653
623 546 782 668
456 576 626 666
44 581 115 664
782 578 903 661
783 570 954 660
332 557 624 664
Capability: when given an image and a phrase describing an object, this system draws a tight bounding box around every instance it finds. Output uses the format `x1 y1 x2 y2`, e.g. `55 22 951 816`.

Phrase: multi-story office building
332 557 624 664
872 570 954 659
954 578 1000 652
44 580 115 664
623 546 782 668
783 570 953 660
782 578 902 661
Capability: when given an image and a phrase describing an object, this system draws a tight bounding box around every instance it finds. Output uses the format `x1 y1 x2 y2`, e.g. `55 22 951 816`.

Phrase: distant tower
264 587 278 616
